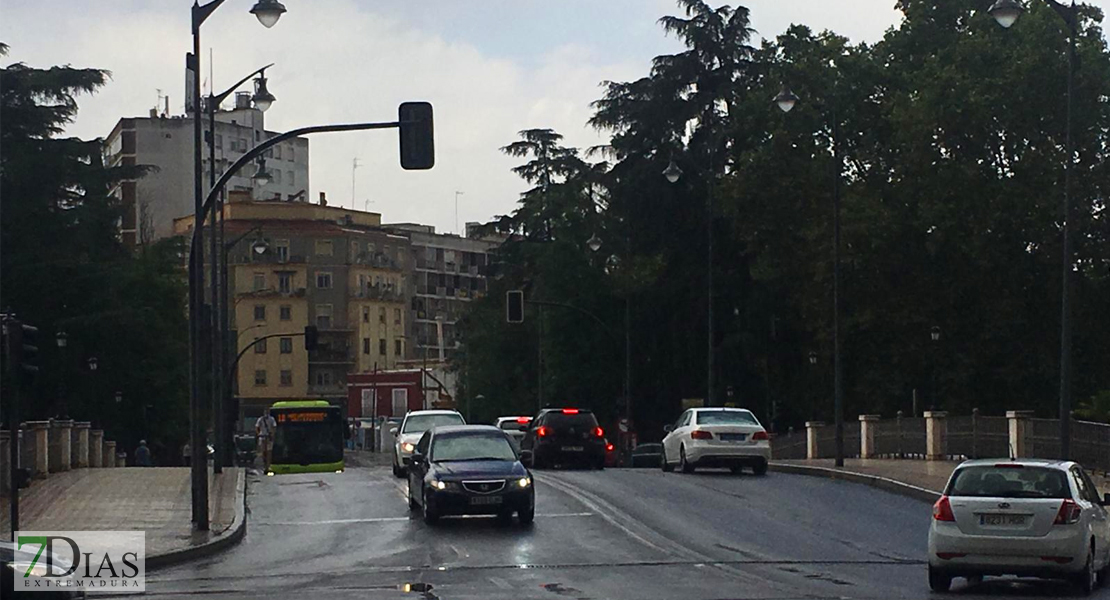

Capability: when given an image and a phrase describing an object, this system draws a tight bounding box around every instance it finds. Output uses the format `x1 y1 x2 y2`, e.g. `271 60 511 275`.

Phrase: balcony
350 284 404 303
308 349 355 365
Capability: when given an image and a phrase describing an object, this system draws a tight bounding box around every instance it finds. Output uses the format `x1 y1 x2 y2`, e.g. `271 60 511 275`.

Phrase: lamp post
664 147 715 409
989 0 1078 460
775 82 845 467
55 332 68 418
587 236 632 458
931 326 942 411
188 0 285 532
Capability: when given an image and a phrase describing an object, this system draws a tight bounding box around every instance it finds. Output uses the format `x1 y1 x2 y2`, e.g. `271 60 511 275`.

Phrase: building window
253 305 266 321
316 304 332 329
280 370 293 386
279 305 292 321
392 389 407 416
276 239 289 262
316 271 333 289
278 273 292 294
288 145 294 161
255 130 261 142
379 339 387 356
239 138 247 151
395 339 402 356
379 307 386 324
254 338 267 354
363 338 371 355
394 308 402 325
254 370 267 386
280 337 293 354
274 144 282 160
288 171 295 186
350 241 360 259
315 371 333 386
362 306 370 324
274 170 282 185
253 272 266 291
316 239 333 256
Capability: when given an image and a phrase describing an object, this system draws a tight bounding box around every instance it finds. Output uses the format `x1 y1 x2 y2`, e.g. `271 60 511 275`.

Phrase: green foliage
1 47 189 461
460 1 1110 438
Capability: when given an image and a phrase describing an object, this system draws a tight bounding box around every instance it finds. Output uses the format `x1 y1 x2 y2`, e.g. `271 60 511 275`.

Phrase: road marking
255 512 593 527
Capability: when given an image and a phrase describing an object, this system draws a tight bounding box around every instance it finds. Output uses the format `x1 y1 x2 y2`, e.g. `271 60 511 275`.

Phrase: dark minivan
520 408 606 470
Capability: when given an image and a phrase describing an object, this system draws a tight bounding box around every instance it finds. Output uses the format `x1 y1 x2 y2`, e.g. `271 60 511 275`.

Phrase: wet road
138 463 1108 599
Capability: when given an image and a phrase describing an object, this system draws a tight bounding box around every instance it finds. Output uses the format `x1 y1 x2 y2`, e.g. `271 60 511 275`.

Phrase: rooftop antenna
454 191 464 234
352 157 361 209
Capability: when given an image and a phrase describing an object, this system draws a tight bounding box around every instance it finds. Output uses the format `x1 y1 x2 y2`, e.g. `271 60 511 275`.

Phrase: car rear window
695 410 759 426
946 465 1071 499
543 412 599 429
499 421 529 432
402 413 464 434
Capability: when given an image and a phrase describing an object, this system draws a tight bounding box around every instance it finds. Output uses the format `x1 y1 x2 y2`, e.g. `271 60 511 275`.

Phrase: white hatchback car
660 407 770 475
928 459 1110 594
391 410 465 477
495 416 532 450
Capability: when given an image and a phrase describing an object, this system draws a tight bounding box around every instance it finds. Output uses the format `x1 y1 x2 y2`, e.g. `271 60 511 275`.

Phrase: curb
769 462 942 504
147 469 247 570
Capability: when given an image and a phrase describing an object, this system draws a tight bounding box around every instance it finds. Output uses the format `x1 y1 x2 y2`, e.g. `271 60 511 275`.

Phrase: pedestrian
255 408 277 471
134 440 153 467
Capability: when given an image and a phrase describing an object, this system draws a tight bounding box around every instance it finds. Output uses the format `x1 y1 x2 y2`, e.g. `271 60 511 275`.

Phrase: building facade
175 195 408 429
105 96 309 245
385 223 500 364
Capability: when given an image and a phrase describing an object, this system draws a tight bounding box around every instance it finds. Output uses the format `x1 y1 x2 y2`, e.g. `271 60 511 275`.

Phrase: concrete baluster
924 411 948 461
859 415 881 459
806 421 825 460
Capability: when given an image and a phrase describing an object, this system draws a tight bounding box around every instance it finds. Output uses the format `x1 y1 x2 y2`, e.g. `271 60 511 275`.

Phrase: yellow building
176 193 410 427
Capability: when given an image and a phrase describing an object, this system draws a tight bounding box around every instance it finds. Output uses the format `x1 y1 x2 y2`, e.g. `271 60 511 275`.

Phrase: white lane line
255 512 594 527
536 473 669 554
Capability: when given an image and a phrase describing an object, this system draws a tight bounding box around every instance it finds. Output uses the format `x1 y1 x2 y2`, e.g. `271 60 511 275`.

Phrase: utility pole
352 157 361 209
454 191 464 234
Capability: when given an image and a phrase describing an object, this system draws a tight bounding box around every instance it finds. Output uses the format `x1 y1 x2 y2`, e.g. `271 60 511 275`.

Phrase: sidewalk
0 466 244 561
771 459 1110 500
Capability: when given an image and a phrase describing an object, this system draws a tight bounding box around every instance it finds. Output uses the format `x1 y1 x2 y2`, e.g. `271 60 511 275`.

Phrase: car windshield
402 414 464 434
696 410 759 426
947 466 1071 499
431 433 517 462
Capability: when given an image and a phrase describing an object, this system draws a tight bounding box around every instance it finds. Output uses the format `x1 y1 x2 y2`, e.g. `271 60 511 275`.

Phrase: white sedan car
391 409 465 477
494 416 532 449
928 459 1110 594
660 407 770 475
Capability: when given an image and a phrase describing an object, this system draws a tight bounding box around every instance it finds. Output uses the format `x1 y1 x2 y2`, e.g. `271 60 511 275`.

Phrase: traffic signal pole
3 316 38 540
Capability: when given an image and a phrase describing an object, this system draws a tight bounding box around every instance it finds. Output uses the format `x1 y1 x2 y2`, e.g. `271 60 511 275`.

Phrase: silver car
928 458 1110 594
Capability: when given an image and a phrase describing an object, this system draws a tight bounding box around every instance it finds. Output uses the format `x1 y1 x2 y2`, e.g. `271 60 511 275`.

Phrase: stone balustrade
0 421 121 497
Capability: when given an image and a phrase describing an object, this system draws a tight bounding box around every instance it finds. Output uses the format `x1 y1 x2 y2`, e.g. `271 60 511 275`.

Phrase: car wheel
661 449 674 472
422 488 439 525
680 446 695 474
518 505 535 525
752 459 768 476
1072 546 1096 596
928 566 952 593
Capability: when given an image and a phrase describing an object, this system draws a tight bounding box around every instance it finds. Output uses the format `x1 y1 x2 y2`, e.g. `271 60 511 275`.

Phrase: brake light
606 443 614 452
562 409 579 414
751 431 770 441
1054 499 1082 525
993 463 1024 469
933 496 955 522
691 430 713 440
516 417 531 424
536 426 549 438
595 427 604 438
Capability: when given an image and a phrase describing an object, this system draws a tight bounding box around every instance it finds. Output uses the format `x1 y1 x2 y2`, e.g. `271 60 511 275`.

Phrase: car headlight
429 479 447 491
517 477 532 488
401 442 415 453
7 561 50 578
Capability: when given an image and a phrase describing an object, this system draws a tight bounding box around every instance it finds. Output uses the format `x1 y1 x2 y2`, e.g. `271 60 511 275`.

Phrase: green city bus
268 400 345 475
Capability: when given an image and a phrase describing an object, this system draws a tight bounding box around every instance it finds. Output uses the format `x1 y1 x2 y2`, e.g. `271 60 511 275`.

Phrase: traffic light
303 325 318 351
398 102 434 170
506 290 524 324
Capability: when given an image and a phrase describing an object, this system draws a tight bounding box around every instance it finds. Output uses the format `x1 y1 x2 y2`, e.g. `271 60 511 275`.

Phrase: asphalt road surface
135 461 1110 599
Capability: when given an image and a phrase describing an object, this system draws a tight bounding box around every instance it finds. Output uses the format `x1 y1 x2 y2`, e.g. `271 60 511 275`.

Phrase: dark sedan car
520 408 606 470
407 425 535 525
630 443 663 468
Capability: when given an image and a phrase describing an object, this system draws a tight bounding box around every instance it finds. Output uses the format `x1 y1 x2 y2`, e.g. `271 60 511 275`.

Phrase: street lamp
663 159 683 184
87 357 98 371
250 0 287 28
931 326 942 343
55 331 67 348
587 234 603 253
989 0 1024 28
251 72 276 112
809 351 818 366
990 0 1078 460
251 238 270 256
252 160 273 186
775 84 846 468
588 234 633 460
189 0 287 533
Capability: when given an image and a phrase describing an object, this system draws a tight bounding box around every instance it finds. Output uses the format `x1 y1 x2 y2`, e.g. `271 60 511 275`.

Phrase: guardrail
772 410 1110 475
1 420 124 496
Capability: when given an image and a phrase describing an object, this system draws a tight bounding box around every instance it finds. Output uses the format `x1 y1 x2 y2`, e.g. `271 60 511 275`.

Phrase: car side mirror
663 424 674 433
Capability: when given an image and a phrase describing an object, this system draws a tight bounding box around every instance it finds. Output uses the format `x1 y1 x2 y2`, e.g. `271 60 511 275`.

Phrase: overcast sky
3 1 1107 233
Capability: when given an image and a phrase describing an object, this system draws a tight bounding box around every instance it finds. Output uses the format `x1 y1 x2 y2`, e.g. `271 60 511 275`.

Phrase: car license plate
469 495 503 506
979 514 1027 526
718 433 747 442
563 446 584 452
